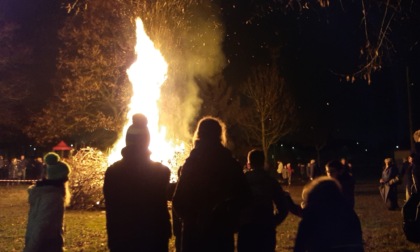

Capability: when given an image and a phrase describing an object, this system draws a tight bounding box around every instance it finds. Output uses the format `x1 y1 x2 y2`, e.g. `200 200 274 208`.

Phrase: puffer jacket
24 180 66 252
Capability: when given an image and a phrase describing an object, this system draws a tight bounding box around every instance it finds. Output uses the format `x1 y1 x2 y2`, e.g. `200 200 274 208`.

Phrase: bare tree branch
241 64 296 162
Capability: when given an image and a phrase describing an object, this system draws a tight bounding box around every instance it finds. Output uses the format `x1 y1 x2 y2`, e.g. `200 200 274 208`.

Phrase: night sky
2 0 420 157
219 0 420 152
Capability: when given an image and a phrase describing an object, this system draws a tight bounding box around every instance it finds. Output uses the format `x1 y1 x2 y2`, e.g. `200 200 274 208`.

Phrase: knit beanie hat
125 113 150 148
44 152 71 180
44 152 60 165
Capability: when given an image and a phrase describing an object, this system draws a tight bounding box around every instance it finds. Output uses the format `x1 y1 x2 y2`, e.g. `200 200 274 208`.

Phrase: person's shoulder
218 147 241 167
107 159 122 168
220 145 237 159
150 161 171 176
182 148 201 164
151 161 170 171
104 160 125 177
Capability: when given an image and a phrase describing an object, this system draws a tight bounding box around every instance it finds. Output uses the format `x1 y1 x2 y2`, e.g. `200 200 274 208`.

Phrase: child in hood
24 152 71 252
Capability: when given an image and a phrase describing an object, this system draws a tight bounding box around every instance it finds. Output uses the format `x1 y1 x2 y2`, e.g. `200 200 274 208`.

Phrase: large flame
108 18 185 174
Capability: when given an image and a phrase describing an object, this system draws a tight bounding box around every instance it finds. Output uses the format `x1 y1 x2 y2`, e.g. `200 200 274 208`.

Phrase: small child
24 152 71 252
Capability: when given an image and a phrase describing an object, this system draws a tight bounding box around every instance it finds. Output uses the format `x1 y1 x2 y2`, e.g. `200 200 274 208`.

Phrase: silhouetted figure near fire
237 149 289 252
173 116 250 252
104 114 171 252
294 176 364 252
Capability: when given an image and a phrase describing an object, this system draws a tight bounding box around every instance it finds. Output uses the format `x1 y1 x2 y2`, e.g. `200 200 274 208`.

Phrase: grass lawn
1 179 420 252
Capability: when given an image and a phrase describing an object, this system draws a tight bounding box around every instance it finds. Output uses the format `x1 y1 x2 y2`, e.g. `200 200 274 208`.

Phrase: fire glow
108 18 185 171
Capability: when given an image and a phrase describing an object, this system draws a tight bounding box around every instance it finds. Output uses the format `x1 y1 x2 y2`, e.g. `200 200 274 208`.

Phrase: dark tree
241 64 296 162
0 16 33 142
24 1 135 149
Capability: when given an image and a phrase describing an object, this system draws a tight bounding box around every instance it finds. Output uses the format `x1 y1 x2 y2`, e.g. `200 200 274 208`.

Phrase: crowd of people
274 157 353 188
101 114 363 252
19 113 419 251
0 155 44 180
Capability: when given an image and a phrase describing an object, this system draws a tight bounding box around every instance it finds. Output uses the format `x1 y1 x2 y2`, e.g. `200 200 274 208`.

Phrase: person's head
125 113 150 149
384 158 393 166
340 158 346 165
325 160 344 179
193 116 227 147
301 176 343 209
44 152 71 181
247 149 265 170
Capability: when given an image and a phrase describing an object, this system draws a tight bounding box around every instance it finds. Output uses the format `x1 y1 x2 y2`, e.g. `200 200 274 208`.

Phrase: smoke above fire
147 1 227 144
108 1 226 168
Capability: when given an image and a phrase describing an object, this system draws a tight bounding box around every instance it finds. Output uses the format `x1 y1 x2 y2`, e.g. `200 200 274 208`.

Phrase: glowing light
108 18 185 176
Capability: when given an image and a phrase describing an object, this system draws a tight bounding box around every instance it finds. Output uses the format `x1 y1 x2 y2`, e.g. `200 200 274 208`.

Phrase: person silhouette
103 114 171 252
325 159 356 208
294 176 364 252
379 158 400 210
172 116 250 252
24 152 71 252
237 149 289 252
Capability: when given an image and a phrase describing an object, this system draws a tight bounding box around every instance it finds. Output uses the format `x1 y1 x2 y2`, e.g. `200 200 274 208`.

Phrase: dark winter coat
24 180 67 252
103 146 171 252
336 171 356 209
401 161 413 192
237 169 289 252
172 141 250 252
294 204 364 252
381 164 400 210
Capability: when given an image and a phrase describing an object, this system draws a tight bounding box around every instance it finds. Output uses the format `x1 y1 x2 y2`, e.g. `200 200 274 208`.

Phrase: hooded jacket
24 180 66 252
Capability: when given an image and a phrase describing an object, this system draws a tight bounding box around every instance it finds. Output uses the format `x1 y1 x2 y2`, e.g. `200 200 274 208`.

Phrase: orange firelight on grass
108 18 185 172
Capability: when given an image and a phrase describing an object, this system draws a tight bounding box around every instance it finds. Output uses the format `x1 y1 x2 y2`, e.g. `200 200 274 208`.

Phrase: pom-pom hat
44 152 60 165
125 113 150 148
44 152 71 180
